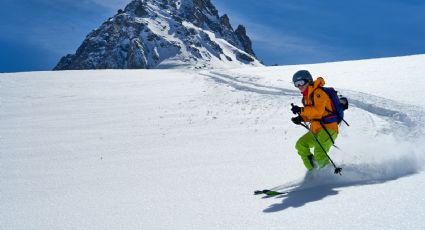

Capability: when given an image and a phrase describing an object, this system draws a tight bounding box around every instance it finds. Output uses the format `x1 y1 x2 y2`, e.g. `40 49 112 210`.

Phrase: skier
290 70 338 171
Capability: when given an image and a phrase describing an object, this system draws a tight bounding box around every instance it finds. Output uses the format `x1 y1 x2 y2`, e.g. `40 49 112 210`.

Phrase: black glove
291 116 303 125
291 105 302 115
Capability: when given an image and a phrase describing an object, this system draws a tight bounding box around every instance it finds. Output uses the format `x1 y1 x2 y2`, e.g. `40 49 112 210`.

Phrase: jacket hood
313 77 325 88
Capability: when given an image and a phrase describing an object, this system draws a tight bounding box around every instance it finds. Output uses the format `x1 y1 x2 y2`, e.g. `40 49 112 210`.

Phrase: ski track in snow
206 70 424 126
202 70 425 194
205 70 425 135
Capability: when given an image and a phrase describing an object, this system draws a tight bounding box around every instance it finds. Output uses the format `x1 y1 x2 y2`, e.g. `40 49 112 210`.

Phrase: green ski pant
295 129 338 170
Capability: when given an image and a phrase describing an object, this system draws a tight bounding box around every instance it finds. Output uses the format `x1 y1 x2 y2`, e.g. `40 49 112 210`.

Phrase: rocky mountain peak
54 0 261 70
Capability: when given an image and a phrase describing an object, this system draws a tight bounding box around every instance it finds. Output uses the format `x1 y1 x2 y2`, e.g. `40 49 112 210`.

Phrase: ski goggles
294 80 307 87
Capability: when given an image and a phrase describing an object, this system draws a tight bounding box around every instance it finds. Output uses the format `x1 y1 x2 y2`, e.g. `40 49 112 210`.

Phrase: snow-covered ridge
54 0 262 70
2 54 425 229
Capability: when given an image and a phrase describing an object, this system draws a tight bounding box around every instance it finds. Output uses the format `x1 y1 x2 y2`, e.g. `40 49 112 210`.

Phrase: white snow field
1 54 425 229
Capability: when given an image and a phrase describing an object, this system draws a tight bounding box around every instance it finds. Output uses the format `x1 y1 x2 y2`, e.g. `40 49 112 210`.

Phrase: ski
254 182 316 197
254 169 334 197
254 189 287 196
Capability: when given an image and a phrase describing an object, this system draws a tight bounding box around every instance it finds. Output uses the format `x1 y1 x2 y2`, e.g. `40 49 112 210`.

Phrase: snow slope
1 55 425 229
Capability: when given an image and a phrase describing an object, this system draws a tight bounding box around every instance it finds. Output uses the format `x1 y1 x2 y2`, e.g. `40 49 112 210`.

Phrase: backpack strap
340 117 350 126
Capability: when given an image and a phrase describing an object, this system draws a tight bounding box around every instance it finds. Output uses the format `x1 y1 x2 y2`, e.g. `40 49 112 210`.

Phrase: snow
1 55 425 229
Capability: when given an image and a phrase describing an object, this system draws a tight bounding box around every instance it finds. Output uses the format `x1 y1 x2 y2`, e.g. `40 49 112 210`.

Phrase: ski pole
291 104 342 175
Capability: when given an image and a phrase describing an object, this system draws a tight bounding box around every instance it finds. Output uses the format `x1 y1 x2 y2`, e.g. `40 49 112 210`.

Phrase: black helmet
292 70 313 86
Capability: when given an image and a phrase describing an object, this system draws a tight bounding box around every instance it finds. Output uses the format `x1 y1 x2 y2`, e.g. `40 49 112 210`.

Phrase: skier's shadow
263 166 418 213
262 184 339 213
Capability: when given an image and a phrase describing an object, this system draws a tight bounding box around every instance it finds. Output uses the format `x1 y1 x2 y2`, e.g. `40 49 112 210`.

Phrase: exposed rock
235 25 256 57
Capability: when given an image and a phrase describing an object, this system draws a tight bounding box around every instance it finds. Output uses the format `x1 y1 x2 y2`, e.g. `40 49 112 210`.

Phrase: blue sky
1 0 424 72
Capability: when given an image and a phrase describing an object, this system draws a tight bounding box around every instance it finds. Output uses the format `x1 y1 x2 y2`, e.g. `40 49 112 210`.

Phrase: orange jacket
300 77 339 134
